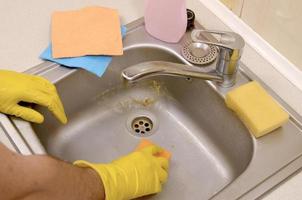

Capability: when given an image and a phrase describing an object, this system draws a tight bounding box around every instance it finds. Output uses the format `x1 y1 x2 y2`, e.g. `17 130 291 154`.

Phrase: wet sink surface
32 47 253 199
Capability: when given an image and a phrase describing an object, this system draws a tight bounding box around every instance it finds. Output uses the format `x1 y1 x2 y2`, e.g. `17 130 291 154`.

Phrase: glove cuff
74 160 125 200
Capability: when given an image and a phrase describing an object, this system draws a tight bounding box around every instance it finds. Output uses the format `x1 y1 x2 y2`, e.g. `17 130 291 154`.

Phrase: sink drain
132 116 153 135
126 111 158 137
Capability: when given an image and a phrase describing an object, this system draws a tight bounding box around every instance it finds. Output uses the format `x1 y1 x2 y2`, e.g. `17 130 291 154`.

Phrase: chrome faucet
122 29 245 87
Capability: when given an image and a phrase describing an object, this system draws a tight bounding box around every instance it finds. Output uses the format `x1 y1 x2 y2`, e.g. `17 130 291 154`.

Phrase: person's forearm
21 155 105 200
0 143 105 200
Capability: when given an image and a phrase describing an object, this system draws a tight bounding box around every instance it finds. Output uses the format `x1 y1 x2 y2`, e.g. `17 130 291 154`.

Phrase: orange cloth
51 6 123 58
136 139 172 160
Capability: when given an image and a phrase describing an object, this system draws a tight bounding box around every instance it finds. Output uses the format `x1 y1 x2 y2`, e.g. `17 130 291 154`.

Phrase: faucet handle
191 29 245 53
191 29 245 87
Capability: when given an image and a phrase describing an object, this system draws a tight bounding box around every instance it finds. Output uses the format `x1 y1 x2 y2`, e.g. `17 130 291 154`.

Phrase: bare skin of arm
0 143 105 200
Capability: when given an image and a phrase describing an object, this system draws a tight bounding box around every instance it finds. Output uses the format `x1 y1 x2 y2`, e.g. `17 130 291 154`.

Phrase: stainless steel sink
33 53 253 199
3 18 302 199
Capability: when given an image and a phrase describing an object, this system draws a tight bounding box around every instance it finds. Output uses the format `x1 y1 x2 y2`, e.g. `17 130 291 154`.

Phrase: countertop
0 0 302 199
0 0 144 71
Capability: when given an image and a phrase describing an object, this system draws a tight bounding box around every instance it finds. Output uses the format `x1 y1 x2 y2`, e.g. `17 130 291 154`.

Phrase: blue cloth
40 26 127 77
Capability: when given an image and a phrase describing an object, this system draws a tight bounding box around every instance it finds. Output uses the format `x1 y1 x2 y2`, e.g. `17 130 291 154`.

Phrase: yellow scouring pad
225 81 289 138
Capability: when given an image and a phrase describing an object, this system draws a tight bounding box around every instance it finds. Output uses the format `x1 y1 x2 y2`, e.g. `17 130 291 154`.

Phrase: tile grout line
239 0 245 17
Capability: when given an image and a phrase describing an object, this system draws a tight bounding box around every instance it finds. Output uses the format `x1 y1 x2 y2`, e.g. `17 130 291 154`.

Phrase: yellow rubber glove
0 70 67 124
74 145 170 200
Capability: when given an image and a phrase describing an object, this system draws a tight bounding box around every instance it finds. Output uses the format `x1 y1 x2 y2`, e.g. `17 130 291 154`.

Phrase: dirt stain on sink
94 80 171 113
132 97 156 107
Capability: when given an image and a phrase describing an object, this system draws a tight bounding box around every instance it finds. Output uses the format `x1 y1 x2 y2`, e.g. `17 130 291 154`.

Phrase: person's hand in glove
74 141 171 200
0 70 67 124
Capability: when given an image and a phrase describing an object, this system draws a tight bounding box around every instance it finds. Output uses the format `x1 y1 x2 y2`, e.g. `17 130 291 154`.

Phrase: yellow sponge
225 81 289 138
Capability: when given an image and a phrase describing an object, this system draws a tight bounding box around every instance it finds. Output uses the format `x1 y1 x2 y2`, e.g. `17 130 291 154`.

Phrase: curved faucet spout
121 61 223 82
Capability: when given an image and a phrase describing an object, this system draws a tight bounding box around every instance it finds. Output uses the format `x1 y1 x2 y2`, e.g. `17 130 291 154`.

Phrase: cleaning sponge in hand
136 139 171 160
225 81 289 138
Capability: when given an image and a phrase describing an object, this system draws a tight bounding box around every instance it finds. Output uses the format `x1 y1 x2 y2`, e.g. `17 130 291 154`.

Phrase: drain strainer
126 111 158 137
131 116 153 135
181 42 218 65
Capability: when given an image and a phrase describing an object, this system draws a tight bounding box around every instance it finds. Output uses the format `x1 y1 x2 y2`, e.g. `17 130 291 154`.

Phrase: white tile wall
220 0 302 70
220 0 244 16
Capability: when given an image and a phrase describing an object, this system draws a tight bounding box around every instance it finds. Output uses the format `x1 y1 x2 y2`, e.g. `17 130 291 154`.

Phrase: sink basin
6 19 302 199
32 46 253 199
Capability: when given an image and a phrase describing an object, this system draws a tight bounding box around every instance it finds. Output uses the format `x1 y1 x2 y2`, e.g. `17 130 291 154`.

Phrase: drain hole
131 116 154 137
